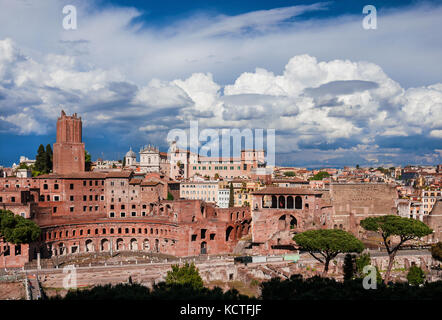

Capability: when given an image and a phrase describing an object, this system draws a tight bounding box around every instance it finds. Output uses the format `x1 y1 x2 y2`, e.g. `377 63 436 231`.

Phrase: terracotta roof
105 171 133 178
272 178 308 184
252 187 322 195
141 181 163 186
129 178 143 185
37 172 107 179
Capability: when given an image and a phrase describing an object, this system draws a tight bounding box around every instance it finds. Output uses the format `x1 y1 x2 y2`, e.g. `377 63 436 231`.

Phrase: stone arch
295 196 302 209
101 239 110 251
143 239 150 251
225 226 234 241
58 243 65 255
116 238 124 251
130 238 138 251
85 239 94 252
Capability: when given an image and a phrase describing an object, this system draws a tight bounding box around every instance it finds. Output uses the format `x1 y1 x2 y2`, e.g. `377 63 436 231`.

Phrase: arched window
225 226 234 241
278 196 285 209
295 196 302 209
271 196 277 208
287 196 294 209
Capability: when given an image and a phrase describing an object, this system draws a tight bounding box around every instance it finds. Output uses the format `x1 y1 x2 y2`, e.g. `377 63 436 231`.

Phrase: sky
0 0 441 168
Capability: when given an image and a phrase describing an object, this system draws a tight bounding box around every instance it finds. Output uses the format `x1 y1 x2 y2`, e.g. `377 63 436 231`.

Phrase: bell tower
53 110 85 174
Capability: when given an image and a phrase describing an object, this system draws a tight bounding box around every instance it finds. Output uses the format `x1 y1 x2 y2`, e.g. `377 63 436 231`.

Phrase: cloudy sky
0 0 441 168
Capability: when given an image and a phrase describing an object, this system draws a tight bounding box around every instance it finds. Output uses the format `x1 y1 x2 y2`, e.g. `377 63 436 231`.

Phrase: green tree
430 242 442 262
360 215 432 284
293 229 364 274
343 253 355 281
407 265 425 286
167 192 174 200
310 171 330 181
0 210 41 257
34 144 47 173
165 263 204 289
18 162 29 170
283 171 295 177
214 173 220 180
85 150 92 171
228 182 234 208
45 144 53 172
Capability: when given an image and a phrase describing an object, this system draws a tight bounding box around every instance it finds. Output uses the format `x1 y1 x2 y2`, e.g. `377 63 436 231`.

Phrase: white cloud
0 1 441 165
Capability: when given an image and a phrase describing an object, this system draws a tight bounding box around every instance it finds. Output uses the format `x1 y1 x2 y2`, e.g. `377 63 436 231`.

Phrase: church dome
125 147 136 158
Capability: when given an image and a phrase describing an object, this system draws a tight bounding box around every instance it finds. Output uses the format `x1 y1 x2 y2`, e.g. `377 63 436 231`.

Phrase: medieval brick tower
53 110 85 174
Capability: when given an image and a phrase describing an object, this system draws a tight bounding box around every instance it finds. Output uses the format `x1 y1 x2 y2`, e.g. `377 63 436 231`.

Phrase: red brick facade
53 111 85 175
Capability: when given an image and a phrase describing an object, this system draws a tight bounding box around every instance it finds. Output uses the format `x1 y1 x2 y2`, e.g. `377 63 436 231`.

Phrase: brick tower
53 110 85 174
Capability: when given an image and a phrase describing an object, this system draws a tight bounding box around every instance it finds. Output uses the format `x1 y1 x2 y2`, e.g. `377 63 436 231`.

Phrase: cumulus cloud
0 1 441 166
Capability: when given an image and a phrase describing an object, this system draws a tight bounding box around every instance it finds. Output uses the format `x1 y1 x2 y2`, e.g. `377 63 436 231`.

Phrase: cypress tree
45 144 53 172
34 144 46 173
228 182 234 208
343 253 355 281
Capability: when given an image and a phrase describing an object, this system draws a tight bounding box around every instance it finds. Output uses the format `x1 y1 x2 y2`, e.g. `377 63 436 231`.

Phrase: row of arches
263 195 304 209
44 224 177 242
51 237 167 256
225 221 250 241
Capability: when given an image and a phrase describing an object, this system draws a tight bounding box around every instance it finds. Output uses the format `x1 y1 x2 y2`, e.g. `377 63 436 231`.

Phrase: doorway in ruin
85 239 94 252
101 239 110 252
154 239 159 253
225 226 234 241
116 238 124 251
290 215 297 229
200 242 207 255
130 238 138 251
143 239 150 251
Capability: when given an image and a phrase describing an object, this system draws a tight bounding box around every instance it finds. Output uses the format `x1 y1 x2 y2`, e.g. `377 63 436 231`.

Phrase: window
54 196 59 201
120 212 126 217
70 195 74 201
69 183 74 190
70 207 74 212
11 197 15 203
43 184 48 190
131 212 136 217
15 244 21 256
54 184 59 190
83 195 87 201
110 212 115 218
53 207 57 213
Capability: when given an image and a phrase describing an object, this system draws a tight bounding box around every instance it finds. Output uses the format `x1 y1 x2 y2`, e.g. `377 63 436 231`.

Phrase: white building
180 181 220 203
125 147 137 166
217 188 230 208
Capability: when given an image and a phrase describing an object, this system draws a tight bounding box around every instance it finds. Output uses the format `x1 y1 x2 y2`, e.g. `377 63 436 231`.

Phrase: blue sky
0 0 441 168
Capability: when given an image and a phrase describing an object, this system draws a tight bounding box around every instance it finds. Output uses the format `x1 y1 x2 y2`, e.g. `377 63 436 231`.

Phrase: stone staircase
26 274 42 300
